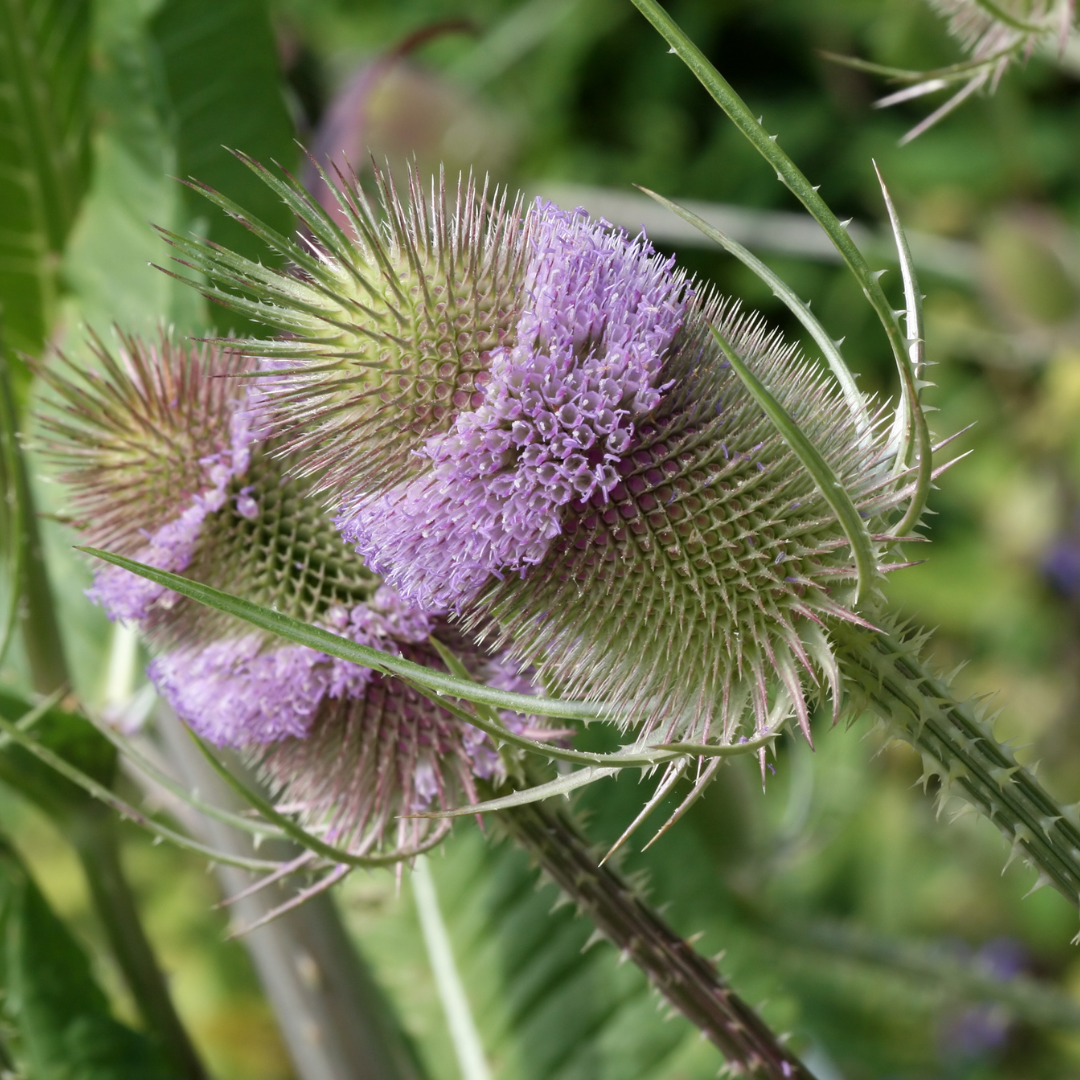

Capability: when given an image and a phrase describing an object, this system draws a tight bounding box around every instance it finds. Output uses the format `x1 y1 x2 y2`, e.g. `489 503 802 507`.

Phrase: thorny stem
500 799 815 1080
837 621 1080 911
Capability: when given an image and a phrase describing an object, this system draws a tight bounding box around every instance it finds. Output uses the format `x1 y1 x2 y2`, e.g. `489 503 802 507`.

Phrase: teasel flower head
833 1 1075 143
338 201 690 609
930 0 1072 67
165 159 691 608
39 333 540 858
462 292 904 748
165 164 920 777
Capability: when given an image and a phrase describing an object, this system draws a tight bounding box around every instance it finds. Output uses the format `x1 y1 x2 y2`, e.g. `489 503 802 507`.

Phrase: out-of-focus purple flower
337 201 689 609
939 937 1027 1061
1044 536 1080 599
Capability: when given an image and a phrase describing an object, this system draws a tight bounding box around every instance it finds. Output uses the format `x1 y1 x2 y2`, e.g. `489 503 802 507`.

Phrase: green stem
67 806 209 1080
0 327 67 692
499 799 815 1079
837 619 1080 910
629 0 909 376
1 326 206 1077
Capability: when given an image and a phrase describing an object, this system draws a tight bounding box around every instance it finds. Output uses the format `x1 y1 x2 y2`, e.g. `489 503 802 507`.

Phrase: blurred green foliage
4 0 1080 1077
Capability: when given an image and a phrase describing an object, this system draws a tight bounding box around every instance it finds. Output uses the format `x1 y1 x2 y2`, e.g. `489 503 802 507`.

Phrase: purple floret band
87 395 264 622
338 201 689 610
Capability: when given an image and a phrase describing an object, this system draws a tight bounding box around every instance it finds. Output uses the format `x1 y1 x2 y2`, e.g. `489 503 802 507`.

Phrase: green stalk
836 617 1080 910
630 0 932 493
500 798 816 1079
69 804 208 1080
0 327 207 1079
0 328 67 692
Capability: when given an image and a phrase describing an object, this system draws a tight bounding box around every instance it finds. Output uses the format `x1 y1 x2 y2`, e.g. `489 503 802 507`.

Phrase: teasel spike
35 330 251 555
177 158 533 498
601 759 688 865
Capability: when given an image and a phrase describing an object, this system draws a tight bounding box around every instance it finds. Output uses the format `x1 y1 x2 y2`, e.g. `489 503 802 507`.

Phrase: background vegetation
4 0 1080 1076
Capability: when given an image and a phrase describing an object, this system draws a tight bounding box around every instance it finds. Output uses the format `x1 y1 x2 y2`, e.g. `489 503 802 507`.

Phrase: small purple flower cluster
337 201 689 610
88 403 262 622
148 586 435 747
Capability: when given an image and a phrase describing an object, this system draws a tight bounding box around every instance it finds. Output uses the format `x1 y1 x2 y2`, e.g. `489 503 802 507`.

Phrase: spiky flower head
167 165 914 762
863 1 1075 142
469 295 898 745
40 334 539 857
338 202 690 609
930 0 1071 70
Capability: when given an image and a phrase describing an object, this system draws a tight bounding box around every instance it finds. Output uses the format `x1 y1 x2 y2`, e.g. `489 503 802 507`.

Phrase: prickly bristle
468 293 895 743
171 162 532 496
37 333 250 553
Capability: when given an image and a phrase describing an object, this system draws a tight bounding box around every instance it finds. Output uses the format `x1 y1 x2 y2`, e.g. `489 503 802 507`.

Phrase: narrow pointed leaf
414 765 623 820
189 730 451 868
78 547 611 723
708 323 877 604
0 707 281 872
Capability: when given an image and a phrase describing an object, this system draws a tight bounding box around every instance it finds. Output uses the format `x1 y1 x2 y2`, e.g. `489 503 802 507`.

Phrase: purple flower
337 201 689 609
88 400 260 622
147 587 434 746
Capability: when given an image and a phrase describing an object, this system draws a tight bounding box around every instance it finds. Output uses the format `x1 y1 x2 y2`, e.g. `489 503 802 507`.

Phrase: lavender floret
148 587 435 747
337 201 689 610
87 398 261 622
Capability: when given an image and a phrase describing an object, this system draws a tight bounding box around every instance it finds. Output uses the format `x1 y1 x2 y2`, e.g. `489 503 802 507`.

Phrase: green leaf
0 685 114 819
0 331 23 671
149 0 298 331
0 328 69 693
0 0 91 355
59 0 206 343
0 832 176 1079
78 546 611 723
707 322 878 605
0 695 282 872
350 824 720 1080
873 165 933 538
